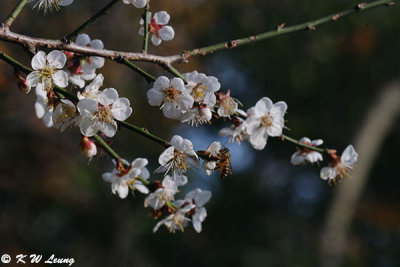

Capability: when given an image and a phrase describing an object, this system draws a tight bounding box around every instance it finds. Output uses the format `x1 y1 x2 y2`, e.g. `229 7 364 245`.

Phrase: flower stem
142 2 150 53
63 0 121 41
162 64 187 82
121 59 156 83
117 120 170 148
4 0 29 28
281 134 328 153
93 134 122 161
182 0 395 60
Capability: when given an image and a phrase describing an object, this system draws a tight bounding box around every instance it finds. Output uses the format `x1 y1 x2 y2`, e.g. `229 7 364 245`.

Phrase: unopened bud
80 136 97 158
15 71 31 94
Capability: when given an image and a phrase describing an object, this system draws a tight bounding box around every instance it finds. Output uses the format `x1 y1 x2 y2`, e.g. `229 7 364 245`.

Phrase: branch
121 59 156 83
3 0 29 28
0 27 182 64
172 0 395 63
142 3 150 53
63 0 121 41
281 134 329 154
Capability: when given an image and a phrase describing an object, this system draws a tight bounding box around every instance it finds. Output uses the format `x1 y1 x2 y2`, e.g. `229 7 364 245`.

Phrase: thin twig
3 0 29 28
142 2 150 53
281 134 328 154
176 0 395 62
63 0 121 41
121 59 156 83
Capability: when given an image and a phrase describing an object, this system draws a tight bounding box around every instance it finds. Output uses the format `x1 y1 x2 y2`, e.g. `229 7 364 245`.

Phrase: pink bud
80 136 97 158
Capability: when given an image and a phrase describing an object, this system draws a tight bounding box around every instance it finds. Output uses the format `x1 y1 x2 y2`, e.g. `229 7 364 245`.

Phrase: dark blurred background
0 0 399 266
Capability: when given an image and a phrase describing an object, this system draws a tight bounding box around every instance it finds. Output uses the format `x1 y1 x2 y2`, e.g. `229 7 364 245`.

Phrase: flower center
96 103 114 123
173 150 187 171
162 86 181 103
60 104 75 119
220 96 237 115
149 18 164 38
191 83 207 101
261 113 273 127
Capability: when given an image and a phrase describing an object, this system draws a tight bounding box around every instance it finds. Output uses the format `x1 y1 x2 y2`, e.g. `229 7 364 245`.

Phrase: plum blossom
219 117 248 144
31 0 74 13
181 105 213 126
320 145 358 183
147 76 193 119
77 88 132 137
66 34 105 88
144 175 187 210
103 158 150 199
153 202 195 233
245 97 287 150
154 135 199 177
216 90 243 118
26 50 68 91
182 189 212 233
77 74 104 100
184 71 220 106
139 11 175 46
52 99 80 132
290 137 324 165
34 83 55 128
123 0 147 8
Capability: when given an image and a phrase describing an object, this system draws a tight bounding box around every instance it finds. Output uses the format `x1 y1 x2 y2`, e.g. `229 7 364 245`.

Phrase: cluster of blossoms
16 0 360 234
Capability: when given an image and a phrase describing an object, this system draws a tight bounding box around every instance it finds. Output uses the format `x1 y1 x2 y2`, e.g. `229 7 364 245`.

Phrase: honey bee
216 147 232 179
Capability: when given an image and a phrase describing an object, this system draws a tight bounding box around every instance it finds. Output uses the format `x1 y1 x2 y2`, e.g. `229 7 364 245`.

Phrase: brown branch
0 27 182 65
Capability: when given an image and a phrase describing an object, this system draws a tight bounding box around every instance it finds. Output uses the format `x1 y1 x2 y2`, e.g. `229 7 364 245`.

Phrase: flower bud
80 136 97 158
15 71 31 94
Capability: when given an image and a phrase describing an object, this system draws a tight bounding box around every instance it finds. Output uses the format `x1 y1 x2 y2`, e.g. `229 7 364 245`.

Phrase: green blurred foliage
0 0 399 266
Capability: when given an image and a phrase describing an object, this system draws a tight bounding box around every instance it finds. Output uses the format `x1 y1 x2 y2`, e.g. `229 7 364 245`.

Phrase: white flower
26 50 68 91
31 0 74 12
103 158 150 199
147 76 194 119
154 135 199 177
73 34 105 75
144 175 187 210
123 0 147 8
77 74 104 100
153 202 195 233
219 117 248 144
52 99 80 132
77 88 132 137
202 141 222 176
79 136 97 158
290 137 324 165
183 189 212 233
245 97 287 150
184 71 220 106
216 90 242 118
139 11 175 46
180 106 212 126
320 145 358 183
34 83 54 128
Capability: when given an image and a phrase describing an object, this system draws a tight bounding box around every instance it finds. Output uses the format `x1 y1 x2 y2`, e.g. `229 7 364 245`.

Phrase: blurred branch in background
319 80 400 267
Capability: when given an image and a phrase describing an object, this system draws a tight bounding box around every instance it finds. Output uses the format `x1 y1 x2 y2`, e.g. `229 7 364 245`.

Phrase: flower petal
47 50 66 69
31 51 46 70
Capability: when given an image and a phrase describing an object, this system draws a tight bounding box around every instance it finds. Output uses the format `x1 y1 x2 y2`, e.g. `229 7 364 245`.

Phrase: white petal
154 11 170 25
90 39 104 50
341 145 358 165
101 121 118 137
77 98 98 116
31 51 46 70
320 167 337 180
131 158 148 169
133 0 147 8
151 35 162 46
75 34 91 46
98 88 119 106
47 50 66 69
59 0 74 6
290 152 305 165
249 128 268 150
79 117 99 137
26 71 40 87
147 88 164 106
159 26 175 41
111 98 132 121
52 70 69 88
254 97 273 116
158 146 175 165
